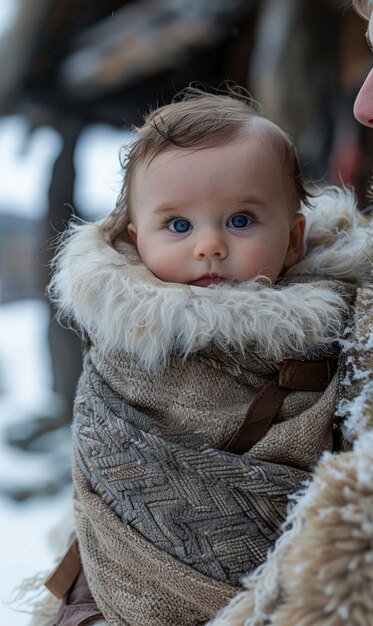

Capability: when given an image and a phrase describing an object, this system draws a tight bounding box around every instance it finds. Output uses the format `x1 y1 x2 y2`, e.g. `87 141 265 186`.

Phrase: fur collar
49 187 372 370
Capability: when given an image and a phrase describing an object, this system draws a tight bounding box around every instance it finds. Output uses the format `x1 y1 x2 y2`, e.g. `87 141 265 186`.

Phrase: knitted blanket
73 347 310 591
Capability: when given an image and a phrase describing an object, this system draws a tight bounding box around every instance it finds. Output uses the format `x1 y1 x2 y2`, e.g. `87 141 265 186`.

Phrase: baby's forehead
131 121 294 205
129 114 299 214
139 116 286 172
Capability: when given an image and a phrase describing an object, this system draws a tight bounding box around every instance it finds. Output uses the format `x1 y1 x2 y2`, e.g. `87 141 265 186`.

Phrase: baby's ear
283 213 306 269
127 223 137 245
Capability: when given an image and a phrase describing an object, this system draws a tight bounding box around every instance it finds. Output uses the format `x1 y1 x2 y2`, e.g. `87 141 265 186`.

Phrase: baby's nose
193 234 228 260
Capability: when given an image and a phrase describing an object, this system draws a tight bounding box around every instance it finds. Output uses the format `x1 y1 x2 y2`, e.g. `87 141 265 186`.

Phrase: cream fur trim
288 186 373 281
49 187 371 370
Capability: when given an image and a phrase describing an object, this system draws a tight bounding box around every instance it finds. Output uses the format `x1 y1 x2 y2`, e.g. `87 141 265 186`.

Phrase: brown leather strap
278 358 337 391
45 538 81 599
224 379 288 454
225 358 337 455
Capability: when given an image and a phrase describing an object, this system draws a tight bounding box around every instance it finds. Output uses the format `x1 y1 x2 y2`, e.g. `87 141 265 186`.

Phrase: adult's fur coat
36 187 372 626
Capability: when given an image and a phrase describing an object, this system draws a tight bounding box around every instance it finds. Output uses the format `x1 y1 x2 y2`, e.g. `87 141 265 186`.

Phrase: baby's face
127 134 305 286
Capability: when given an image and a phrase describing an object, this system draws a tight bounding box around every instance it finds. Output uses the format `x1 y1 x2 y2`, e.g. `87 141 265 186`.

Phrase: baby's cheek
137 236 166 274
145 249 183 282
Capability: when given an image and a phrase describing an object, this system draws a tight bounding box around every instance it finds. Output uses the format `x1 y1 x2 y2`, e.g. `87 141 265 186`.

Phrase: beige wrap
37 187 372 626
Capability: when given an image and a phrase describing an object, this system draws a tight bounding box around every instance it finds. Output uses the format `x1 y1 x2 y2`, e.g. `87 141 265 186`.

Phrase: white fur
289 186 373 280
48 187 372 371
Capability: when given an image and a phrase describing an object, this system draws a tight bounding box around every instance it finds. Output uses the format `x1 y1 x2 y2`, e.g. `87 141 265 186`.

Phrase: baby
124 99 305 286
45 89 371 626
104 90 306 287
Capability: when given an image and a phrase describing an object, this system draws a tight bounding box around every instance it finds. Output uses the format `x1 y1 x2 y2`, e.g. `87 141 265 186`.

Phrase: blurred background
0 0 371 623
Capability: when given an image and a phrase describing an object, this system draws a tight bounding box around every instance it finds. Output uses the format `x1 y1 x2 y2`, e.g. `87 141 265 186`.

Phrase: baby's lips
189 274 227 287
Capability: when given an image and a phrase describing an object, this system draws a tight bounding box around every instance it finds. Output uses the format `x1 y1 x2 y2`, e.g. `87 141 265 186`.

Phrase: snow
74 124 131 219
0 116 129 220
0 0 20 39
0 301 70 626
0 107 130 624
0 118 62 220
0 301 52 399
337 605 349 620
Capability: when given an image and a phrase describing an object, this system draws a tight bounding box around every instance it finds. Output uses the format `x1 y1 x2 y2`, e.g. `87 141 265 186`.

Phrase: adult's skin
353 0 373 126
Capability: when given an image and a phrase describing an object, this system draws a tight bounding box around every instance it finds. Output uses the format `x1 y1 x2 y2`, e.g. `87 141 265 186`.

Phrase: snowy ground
0 301 71 626
0 111 128 624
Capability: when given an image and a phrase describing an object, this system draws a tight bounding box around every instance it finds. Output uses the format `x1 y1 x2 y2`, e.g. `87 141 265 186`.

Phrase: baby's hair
352 0 373 19
101 86 312 245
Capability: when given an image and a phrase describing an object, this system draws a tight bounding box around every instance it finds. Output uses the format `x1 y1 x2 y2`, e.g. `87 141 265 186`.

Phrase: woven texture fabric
71 326 341 626
73 457 237 626
74 330 342 585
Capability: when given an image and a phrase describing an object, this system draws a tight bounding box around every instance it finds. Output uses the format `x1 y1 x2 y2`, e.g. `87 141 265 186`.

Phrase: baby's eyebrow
154 204 183 214
235 197 267 208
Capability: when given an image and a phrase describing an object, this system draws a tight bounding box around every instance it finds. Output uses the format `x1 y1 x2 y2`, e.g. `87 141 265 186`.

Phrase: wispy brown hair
101 87 312 245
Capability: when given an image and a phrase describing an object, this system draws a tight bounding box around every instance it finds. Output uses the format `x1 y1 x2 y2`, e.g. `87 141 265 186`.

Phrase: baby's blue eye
167 218 192 233
227 213 253 229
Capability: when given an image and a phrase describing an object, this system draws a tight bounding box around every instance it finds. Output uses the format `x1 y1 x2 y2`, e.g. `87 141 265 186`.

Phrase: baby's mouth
189 274 227 287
